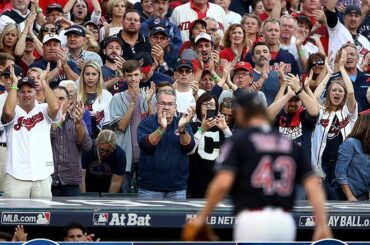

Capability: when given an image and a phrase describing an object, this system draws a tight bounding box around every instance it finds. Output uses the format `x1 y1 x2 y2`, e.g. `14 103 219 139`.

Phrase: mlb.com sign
1 212 50 225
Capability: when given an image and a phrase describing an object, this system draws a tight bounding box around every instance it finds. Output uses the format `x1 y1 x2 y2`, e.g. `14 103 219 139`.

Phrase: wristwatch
179 128 186 135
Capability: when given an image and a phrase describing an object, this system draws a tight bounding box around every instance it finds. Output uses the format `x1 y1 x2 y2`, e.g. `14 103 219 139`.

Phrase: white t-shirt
176 89 196 114
4 103 58 181
226 11 242 25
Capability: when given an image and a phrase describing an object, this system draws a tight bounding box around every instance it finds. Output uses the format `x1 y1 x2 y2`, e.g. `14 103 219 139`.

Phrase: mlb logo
93 213 108 223
299 216 316 227
36 212 51 224
185 214 196 223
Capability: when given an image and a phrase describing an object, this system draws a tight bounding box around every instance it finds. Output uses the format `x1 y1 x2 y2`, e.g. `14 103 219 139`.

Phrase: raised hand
114 56 125 71
338 49 347 68
285 73 301 92
9 65 18 86
304 70 313 89
73 101 84 125
12 225 27 242
178 109 192 131
324 58 333 74
216 114 228 130
40 62 51 82
146 81 155 101
158 108 168 130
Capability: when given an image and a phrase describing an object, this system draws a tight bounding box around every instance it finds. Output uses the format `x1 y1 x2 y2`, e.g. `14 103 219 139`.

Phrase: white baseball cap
43 34 61 44
194 32 213 45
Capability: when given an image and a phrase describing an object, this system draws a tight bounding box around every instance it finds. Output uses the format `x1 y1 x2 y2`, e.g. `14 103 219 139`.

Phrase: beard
106 53 118 63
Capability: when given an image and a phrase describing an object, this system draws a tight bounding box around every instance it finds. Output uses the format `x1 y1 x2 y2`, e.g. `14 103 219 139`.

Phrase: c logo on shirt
14 112 44 131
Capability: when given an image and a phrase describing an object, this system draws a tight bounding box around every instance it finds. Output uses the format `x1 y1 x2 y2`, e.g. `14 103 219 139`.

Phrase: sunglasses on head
311 60 324 66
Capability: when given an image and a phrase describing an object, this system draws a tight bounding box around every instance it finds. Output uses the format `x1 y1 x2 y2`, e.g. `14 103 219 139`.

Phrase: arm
14 12 37 57
146 82 155 116
192 171 235 226
313 69 332 103
304 175 333 240
267 88 294 120
63 0 77 14
104 77 121 90
72 102 90 146
40 64 59 119
91 0 102 15
270 0 282 20
178 111 193 146
108 174 123 193
338 51 356 113
57 48 79 81
1 66 18 123
117 103 135 131
28 26 43 56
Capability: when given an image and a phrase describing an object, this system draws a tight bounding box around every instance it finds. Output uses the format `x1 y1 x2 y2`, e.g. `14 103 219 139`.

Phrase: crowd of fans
0 0 369 201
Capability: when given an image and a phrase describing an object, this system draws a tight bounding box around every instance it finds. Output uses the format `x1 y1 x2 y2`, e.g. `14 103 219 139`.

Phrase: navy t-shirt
82 145 126 193
101 65 126 95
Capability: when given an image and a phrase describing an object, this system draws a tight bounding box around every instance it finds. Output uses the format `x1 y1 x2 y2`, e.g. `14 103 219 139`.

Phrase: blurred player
189 92 332 241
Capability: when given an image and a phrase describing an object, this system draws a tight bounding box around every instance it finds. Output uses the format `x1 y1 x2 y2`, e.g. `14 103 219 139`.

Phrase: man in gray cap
323 0 370 64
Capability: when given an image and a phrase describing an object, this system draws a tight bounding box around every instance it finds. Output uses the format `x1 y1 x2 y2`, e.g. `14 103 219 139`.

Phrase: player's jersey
216 126 315 215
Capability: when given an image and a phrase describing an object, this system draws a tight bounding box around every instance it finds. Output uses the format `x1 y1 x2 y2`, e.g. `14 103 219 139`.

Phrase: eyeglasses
177 69 192 75
311 60 324 66
207 28 218 33
158 101 175 107
43 28 56 33
202 102 216 108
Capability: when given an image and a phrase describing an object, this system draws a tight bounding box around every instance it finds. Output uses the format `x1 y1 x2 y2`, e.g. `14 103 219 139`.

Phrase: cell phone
55 20 61 31
206 109 216 120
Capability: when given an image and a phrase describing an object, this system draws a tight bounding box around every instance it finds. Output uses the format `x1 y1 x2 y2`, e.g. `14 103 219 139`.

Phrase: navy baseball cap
0 64 23 77
83 21 99 30
344 5 361 15
17 77 36 88
234 92 266 111
150 25 169 37
46 3 63 14
134 52 153 73
175 59 194 71
64 25 86 37
104 36 124 49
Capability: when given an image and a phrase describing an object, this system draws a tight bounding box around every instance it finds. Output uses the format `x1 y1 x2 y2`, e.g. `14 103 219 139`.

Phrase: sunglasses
311 60 324 66
43 28 56 32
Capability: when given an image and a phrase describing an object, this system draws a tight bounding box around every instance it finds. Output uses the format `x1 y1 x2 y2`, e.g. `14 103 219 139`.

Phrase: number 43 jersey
216 126 315 215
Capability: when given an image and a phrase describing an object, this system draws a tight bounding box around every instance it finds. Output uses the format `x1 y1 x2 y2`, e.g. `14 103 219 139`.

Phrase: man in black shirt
189 92 331 241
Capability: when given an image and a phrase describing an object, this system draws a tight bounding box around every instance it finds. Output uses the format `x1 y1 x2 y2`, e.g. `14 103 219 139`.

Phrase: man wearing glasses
137 89 195 199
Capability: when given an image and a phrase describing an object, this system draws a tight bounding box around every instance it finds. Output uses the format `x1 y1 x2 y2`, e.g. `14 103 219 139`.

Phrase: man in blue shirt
29 34 79 89
137 89 194 199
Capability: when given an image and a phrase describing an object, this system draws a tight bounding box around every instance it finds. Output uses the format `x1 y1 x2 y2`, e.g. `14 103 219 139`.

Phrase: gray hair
156 89 176 103
59 80 78 92
280 14 297 27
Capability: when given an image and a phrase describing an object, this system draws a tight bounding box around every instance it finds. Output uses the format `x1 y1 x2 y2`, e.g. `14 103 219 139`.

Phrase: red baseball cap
234 62 253 73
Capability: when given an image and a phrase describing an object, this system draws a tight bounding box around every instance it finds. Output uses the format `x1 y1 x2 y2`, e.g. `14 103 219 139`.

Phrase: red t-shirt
258 12 270 21
219 47 248 62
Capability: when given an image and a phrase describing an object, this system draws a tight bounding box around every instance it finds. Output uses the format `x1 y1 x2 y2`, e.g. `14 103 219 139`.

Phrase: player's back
226 126 313 215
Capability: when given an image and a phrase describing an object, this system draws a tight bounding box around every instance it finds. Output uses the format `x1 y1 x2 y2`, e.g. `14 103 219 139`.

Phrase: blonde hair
95 129 117 162
324 79 347 112
27 67 43 76
0 24 20 52
107 0 126 16
59 80 78 92
77 61 104 104
84 33 100 53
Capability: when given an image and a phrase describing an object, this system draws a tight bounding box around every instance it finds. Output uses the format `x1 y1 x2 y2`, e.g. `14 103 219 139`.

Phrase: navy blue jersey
216 126 314 215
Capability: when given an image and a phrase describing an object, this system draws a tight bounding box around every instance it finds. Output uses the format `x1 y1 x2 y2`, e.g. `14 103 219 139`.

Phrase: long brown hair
347 113 370 155
222 24 248 49
323 79 347 112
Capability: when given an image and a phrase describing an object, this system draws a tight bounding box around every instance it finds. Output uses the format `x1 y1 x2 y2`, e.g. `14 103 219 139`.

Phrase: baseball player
187 92 332 241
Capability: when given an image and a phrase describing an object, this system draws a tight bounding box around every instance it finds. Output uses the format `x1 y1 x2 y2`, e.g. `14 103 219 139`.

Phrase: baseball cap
43 33 61 44
175 59 194 71
344 5 361 15
104 36 124 49
83 21 99 30
194 32 213 45
64 25 86 37
189 19 207 36
234 62 253 73
46 3 63 14
0 64 23 77
150 25 169 37
17 77 36 89
134 52 153 73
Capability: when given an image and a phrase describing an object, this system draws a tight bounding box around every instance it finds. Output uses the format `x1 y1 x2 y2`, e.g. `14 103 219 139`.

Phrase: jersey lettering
251 155 295 196
197 131 220 161
13 112 44 131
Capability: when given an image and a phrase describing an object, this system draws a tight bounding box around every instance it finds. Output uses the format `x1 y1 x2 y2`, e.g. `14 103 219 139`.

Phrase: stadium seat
100 192 138 198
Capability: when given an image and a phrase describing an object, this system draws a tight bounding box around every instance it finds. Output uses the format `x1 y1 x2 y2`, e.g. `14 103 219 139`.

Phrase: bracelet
295 87 303 96
197 127 205 134
211 73 220 82
298 50 305 57
55 122 62 129
156 127 164 135
21 32 27 35
10 86 19 91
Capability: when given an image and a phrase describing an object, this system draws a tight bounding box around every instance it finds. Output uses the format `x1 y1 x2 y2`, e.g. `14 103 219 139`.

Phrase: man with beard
115 9 151 60
323 1 370 65
101 36 126 94
192 33 219 74
245 19 300 76
251 41 280 105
